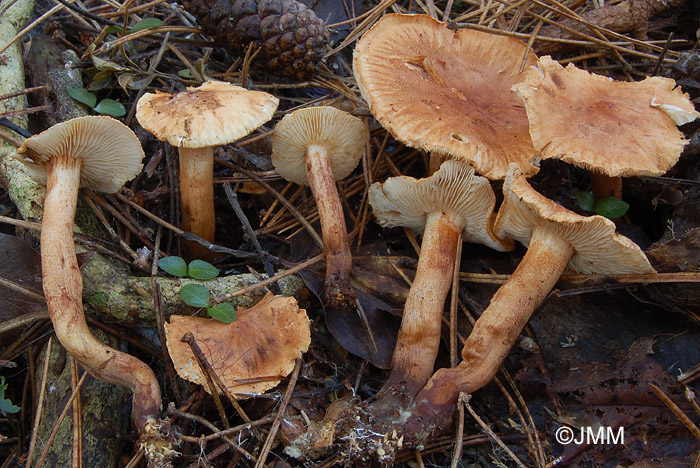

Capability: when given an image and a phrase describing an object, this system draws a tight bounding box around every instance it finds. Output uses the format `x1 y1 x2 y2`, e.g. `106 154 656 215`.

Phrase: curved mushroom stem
42 156 173 465
179 147 216 261
384 211 461 396
305 144 356 311
409 226 574 432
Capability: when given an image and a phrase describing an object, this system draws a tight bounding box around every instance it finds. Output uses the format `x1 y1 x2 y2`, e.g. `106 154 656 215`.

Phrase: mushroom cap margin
136 81 279 149
271 106 368 186
369 159 511 252
14 115 144 193
495 163 656 274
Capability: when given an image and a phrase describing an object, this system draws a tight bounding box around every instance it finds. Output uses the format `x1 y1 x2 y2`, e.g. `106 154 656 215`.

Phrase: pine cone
182 0 329 80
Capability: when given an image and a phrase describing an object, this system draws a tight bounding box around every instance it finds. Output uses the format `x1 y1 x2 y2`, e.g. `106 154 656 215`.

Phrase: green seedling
0 376 20 414
158 257 236 323
67 86 126 117
576 191 629 219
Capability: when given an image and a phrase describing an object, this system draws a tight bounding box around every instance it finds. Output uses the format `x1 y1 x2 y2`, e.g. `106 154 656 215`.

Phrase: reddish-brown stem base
42 156 174 466
383 211 461 396
408 227 574 436
305 145 356 312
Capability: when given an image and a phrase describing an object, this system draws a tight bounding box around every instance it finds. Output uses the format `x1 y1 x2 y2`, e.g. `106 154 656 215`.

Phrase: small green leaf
576 191 595 213
105 25 123 34
0 376 20 414
94 99 126 117
188 260 219 280
178 68 194 79
159 256 187 277
594 197 629 219
207 302 237 323
66 86 97 108
130 18 164 32
180 284 210 308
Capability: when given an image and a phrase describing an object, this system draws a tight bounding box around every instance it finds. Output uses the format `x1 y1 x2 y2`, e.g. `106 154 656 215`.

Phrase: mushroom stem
305 144 355 310
179 147 216 260
385 211 462 396
42 155 163 436
590 172 622 200
411 226 573 428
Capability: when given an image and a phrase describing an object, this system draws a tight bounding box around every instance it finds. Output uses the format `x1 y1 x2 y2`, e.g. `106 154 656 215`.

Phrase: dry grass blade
461 392 529 468
649 383 700 441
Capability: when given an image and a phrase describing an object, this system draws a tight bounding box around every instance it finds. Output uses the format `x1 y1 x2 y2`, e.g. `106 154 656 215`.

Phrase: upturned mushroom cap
353 13 540 180
513 56 700 177
14 116 144 193
136 81 279 148
271 106 368 185
369 159 511 251
495 164 656 274
165 294 310 397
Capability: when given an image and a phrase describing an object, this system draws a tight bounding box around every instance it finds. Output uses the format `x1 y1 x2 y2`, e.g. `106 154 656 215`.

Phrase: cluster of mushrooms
12 77 367 465
338 12 698 456
12 11 700 467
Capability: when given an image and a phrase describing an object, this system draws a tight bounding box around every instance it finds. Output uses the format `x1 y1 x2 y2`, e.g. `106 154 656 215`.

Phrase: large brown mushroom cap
165 294 311 398
495 164 655 274
14 116 144 193
353 13 539 180
271 106 368 185
136 81 279 148
369 159 511 251
513 56 700 177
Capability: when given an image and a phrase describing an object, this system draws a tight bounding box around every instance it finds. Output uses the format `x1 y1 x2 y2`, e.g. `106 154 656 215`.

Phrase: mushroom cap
270 106 368 185
164 294 310 398
135 81 279 148
495 164 655 274
369 159 511 251
353 13 540 180
513 56 700 177
14 116 144 193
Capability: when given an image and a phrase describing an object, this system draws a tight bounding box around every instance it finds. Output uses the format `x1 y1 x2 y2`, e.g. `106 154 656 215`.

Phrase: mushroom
353 13 540 179
411 163 655 428
368 159 510 395
14 116 175 465
165 294 310 397
271 106 368 312
136 81 279 260
513 56 700 199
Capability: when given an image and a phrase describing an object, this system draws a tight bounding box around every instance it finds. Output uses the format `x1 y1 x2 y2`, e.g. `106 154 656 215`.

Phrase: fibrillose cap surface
353 13 540 180
136 81 279 148
369 159 511 251
495 163 655 274
513 56 700 177
165 294 311 398
271 106 368 185
14 116 144 193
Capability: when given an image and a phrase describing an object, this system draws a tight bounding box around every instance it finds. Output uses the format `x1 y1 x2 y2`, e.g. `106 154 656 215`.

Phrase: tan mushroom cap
165 294 310 398
513 56 700 177
136 81 279 148
369 159 511 252
353 13 540 180
14 116 144 193
495 164 655 274
271 106 367 186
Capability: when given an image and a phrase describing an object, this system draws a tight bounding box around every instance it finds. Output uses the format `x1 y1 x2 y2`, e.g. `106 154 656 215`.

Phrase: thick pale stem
413 226 574 427
41 156 162 434
305 144 355 310
179 146 215 260
385 211 461 396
